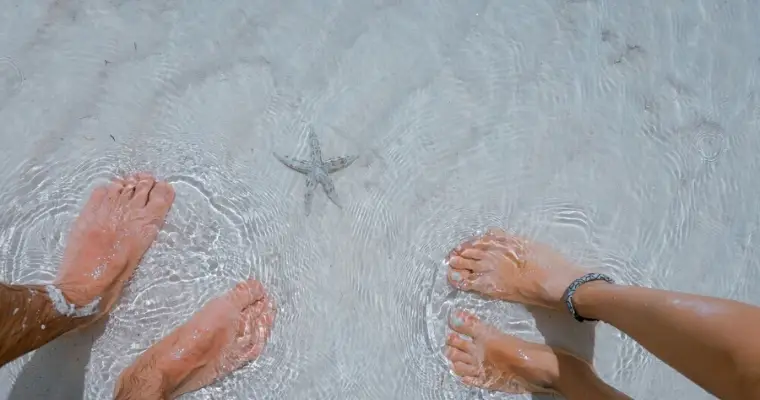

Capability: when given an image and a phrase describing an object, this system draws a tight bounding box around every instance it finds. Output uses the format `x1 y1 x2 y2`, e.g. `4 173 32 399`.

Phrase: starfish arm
324 155 358 173
307 126 324 163
320 176 342 208
304 174 317 216
273 153 311 174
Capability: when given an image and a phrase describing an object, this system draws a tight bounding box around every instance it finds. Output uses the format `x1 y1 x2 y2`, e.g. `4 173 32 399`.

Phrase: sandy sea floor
1 0 759 399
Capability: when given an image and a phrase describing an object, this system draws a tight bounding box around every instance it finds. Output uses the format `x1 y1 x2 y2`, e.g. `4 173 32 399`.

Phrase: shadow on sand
9 319 108 400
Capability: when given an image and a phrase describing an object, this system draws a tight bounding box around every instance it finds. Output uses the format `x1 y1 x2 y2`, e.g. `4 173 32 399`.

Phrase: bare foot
446 311 629 398
116 280 276 399
447 228 586 310
54 173 175 315
445 311 576 393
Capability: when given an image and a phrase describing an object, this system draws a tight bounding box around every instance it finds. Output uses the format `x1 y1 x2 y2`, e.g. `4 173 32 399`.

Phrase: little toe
446 347 476 365
451 361 479 378
87 185 110 206
129 175 156 207
461 376 485 387
145 181 175 217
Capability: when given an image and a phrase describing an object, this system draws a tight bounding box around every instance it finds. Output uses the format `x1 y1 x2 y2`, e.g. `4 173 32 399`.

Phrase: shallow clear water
1 0 759 399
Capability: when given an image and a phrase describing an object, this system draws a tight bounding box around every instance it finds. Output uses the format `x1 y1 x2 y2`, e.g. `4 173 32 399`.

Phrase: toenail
451 271 461 281
451 315 464 327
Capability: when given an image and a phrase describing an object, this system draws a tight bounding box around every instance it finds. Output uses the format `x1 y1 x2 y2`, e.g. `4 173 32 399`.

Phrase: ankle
115 356 176 400
570 281 616 322
552 351 629 399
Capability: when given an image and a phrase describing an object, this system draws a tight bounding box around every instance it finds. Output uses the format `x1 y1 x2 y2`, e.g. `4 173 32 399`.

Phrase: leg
446 228 760 399
114 279 276 400
0 174 174 366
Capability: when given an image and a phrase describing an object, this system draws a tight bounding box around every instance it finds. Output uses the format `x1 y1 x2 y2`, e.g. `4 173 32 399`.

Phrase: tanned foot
446 228 587 310
445 310 588 394
54 173 175 315
115 280 276 399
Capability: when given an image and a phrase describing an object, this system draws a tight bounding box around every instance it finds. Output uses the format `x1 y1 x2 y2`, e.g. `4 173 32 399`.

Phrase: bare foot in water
54 173 175 315
445 310 588 394
447 228 586 310
115 280 276 399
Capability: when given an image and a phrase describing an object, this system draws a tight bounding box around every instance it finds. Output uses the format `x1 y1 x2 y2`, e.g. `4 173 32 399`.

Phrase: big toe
145 181 175 217
449 310 487 338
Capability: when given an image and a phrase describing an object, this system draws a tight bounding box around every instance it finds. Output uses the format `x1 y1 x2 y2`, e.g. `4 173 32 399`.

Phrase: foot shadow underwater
9 319 107 400
528 306 596 400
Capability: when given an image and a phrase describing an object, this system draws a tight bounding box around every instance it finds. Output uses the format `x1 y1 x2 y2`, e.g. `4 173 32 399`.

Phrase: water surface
1 0 759 399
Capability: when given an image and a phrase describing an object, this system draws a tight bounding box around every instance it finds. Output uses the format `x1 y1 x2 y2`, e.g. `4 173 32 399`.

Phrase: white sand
1 0 759 399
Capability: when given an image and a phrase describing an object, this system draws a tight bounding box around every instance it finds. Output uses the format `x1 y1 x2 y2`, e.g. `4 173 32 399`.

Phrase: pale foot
447 228 586 310
116 280 276 399
445 311 582 394
54 173 175 314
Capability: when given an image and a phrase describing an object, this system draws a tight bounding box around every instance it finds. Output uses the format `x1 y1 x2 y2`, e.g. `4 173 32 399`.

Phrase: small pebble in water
41 324 45 330
12 308 18 315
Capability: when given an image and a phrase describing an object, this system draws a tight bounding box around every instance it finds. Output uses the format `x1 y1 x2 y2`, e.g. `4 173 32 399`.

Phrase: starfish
274 127 358 215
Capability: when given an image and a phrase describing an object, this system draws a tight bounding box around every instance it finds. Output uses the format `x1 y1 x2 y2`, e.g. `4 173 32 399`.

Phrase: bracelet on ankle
45 284 101 318
562 272 615 322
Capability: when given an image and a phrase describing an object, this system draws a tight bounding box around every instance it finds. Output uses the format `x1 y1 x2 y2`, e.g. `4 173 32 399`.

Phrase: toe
145 181 175 217
461 376 485 387
448 255 478 272
449 310 485 338
451 361 479 378
135 172 154 181
130 175 156 207
227 279 266 310
243 296 275 359
459 247 486 261
450 237 479 258
446 332 475 353
87 185 109 205
119 175 139 203
106 179 125 200
446 347 476 365
484 227 508 238
447 267 473 288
